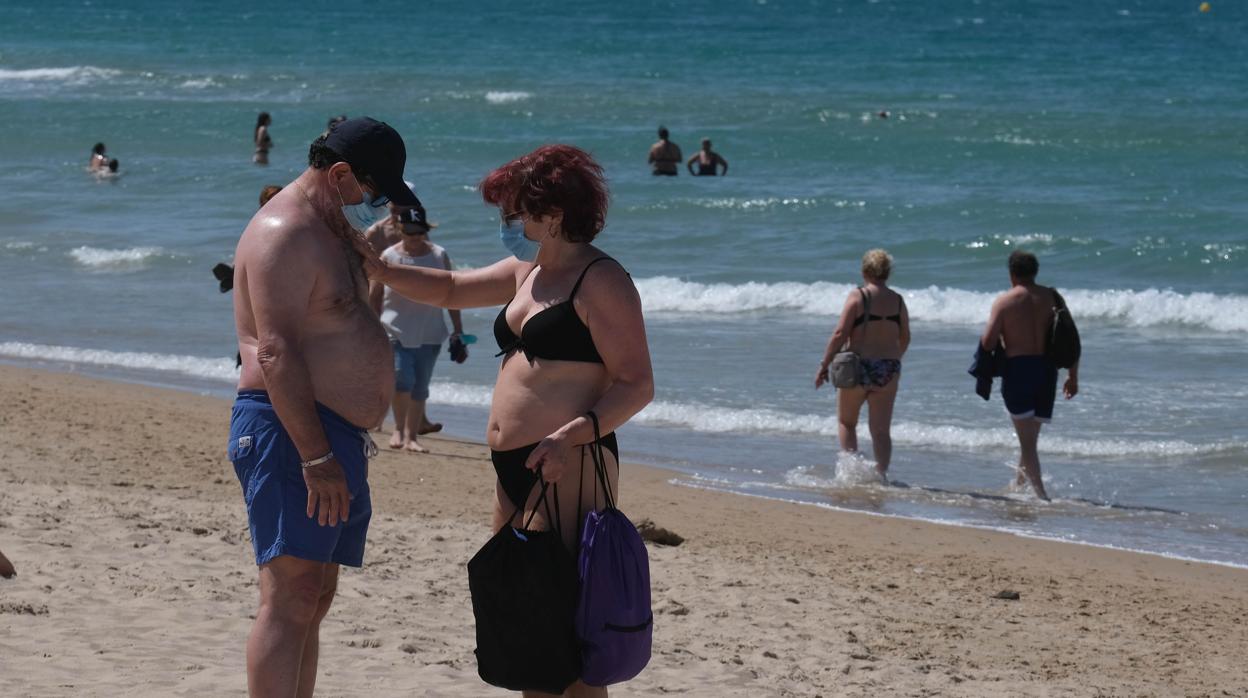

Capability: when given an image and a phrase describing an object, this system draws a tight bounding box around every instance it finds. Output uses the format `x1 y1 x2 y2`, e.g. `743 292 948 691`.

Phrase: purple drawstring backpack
575 411 653 687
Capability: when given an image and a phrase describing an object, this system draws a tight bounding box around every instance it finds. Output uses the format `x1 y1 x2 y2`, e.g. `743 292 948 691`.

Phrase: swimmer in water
253 112 272 165
93 157 121 181
89 143 108 171
648 126 683 176
687 138 728 176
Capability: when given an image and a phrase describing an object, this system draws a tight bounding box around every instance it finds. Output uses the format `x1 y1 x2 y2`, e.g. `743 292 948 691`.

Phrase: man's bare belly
487 357 610 450
239 306 393 429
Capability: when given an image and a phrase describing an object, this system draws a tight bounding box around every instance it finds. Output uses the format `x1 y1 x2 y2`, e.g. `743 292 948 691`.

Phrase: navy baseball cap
324 117 421 207
399 205 437 230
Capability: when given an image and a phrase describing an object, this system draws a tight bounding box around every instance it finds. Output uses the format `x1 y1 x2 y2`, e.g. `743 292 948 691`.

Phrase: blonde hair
862 248 893 282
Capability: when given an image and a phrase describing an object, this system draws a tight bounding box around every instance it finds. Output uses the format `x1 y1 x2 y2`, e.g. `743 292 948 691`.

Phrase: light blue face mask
336 176 387 233
500 217 541 262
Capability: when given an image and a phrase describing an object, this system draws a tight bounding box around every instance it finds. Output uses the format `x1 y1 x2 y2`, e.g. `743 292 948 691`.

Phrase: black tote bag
468 477 581 693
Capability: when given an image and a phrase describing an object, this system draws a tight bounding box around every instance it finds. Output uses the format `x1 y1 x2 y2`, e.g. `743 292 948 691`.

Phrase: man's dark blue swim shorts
228 390 373 567
1001 355 1058 423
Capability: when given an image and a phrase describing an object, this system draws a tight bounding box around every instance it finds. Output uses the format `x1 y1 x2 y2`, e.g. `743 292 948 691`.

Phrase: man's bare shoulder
995 286 1028 307
237 195 324 270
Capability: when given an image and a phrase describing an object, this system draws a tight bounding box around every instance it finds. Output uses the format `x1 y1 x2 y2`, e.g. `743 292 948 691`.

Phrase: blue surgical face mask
336 176 386 233
500 217 540 262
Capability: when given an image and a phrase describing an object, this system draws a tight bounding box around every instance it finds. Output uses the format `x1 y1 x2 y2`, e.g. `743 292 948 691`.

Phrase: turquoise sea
1 1 1245 565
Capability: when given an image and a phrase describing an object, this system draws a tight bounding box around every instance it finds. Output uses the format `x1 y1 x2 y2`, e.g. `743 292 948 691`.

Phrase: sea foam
0 343 237 383
2 346 1242 460
0 66 121 82
632 277 1248 333
484 90 532 104
69 246 165 270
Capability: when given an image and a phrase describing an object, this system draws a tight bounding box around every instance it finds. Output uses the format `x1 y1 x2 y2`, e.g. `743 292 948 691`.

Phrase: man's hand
303 457 351 526
1063 376 1078 400
815 364 830 389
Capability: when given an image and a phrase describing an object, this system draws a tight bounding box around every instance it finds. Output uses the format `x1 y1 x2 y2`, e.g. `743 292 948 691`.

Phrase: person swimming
687 138 728 176
93 157 121 180
253 111 272 165
89 143 108 171
648 126 683 176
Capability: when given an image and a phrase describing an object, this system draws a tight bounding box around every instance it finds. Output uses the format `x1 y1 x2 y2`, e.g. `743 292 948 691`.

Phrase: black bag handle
586 411 616 511
507 468 562 537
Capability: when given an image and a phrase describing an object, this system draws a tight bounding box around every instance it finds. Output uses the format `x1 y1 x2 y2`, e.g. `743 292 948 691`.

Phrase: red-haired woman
360 144 653 696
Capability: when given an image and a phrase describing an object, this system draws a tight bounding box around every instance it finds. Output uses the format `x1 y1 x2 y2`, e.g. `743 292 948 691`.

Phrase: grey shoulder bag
830 288 871 389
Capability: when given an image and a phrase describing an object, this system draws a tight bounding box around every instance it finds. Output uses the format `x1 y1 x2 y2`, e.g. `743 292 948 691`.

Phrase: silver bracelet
300 451 334 469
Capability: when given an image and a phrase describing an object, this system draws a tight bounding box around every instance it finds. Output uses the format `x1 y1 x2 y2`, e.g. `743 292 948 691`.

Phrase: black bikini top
851 288 902 327
494 257 617 364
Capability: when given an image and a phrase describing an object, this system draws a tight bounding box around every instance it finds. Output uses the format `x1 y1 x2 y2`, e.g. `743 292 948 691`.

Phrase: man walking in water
229 117 422 696
979 251 1079 501
648 125 683 176
687 137 729 176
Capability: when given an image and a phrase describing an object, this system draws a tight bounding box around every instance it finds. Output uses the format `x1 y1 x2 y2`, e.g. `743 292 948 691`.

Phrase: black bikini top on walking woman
494 257 618 364
852 288 902 327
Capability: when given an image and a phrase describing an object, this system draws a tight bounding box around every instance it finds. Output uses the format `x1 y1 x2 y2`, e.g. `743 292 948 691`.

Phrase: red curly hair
479 144 609 243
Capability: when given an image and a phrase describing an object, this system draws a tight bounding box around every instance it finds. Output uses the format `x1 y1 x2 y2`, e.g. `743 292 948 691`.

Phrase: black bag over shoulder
468 477 581 694
1046 288 1081 369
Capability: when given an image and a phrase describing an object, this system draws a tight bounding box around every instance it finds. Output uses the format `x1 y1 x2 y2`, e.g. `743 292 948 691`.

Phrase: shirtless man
686 137 728 176
648 126 682 176
980 251 1079 501
230 117 421 697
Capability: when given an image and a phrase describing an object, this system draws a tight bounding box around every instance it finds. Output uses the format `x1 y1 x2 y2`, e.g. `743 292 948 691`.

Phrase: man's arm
717 154 729 176
1064 299 1079 398
248 231 350 525
648 144 658 164
980 296 1005 352
686 153 698 174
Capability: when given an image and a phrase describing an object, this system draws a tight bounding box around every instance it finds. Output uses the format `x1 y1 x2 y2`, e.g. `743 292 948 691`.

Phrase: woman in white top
368 204 465 452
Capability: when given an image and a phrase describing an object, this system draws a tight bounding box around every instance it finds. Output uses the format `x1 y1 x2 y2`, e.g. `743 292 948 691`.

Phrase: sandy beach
0 364 1244 697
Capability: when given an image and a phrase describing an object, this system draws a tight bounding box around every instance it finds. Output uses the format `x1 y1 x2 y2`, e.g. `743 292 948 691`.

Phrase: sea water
1 0 1245 566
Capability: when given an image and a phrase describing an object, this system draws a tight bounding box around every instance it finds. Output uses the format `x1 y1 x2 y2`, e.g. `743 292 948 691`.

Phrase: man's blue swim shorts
228 390 374 567
1001 355 1058 423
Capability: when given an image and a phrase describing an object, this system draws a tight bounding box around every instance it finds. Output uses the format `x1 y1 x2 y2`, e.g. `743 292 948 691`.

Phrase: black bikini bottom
490 433 619 511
